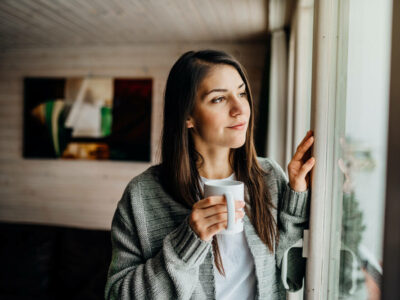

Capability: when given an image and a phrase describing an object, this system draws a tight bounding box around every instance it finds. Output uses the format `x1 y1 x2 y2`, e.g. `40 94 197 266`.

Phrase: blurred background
0 1 270 299
0 0 398 299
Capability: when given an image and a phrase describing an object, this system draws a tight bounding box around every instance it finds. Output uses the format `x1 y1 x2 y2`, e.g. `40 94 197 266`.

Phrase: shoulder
256 157 288 198
115 164 164 221
114 164 189 235
256 156 286 178
124 164 162 193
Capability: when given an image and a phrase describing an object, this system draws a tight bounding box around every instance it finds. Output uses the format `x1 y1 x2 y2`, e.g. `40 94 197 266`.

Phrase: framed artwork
23 77 152 162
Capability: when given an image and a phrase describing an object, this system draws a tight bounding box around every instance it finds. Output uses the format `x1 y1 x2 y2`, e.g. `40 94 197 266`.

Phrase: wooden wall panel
0 42 266 229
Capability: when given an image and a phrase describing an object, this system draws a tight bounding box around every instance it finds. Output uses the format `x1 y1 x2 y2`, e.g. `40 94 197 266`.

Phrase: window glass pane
334 0 392 299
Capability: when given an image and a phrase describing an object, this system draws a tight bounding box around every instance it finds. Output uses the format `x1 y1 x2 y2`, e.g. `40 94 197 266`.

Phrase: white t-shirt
200 174 256 300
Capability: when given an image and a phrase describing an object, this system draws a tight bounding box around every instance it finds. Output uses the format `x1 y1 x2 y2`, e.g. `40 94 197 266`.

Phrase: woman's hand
189 196 245 242
288 130 316 192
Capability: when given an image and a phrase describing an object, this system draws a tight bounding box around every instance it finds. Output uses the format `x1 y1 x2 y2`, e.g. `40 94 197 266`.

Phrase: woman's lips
228 122 246 130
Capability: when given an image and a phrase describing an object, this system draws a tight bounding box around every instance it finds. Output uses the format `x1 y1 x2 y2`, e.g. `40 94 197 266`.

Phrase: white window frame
305 0 349 299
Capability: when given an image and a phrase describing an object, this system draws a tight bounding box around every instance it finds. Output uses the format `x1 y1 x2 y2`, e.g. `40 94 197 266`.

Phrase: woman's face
187 64 251 151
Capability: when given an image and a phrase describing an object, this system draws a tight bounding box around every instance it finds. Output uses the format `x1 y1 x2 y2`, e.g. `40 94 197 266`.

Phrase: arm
268 158 310 292
105 183 211 300
272 131 315 291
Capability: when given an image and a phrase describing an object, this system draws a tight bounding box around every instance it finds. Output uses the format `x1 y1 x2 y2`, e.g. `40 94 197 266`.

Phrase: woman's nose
230 95 244 116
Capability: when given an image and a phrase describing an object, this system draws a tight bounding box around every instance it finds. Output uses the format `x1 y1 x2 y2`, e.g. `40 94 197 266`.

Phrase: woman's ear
186 117 194 129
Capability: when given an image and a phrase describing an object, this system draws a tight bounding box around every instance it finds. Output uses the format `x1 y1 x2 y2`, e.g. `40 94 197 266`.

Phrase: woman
105 50 315 299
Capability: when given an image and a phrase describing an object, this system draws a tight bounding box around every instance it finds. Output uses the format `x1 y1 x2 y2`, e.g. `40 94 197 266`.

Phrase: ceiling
0 0 268 50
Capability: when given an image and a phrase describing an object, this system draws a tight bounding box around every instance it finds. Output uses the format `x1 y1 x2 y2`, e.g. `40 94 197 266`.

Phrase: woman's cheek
202 112 219 128
245 103 251 120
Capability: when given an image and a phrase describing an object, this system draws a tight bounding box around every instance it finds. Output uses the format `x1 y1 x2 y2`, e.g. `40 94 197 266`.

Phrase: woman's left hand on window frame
287 130 315 192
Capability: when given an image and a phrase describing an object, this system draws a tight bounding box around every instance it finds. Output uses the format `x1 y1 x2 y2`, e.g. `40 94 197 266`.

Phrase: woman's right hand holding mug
189 196 245 242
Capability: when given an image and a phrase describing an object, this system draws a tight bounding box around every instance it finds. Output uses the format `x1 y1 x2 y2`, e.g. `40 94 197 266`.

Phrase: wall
0 42 266 229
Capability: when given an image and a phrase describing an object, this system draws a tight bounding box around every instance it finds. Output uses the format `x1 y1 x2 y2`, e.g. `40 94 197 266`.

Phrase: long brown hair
160 50 278 276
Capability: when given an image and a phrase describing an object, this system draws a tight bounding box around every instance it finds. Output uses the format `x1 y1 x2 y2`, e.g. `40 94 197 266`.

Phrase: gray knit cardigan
105 157 310 299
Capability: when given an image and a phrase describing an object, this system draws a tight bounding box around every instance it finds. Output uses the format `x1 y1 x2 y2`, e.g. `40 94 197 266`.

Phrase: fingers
191 197 244 228
193 195 225 209
190 205 245 241
200 200 245 218
293 134 314 161
298 156 316 178
195 195 243 209
203 210 245 228
204 211 245 237
299 130 313 145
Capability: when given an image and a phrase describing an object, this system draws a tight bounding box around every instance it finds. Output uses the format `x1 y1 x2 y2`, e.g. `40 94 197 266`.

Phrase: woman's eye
211 97 224 103
239 92 247 98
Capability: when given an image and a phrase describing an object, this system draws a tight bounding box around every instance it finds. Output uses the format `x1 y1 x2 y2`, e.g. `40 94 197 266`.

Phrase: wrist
289 181 308 192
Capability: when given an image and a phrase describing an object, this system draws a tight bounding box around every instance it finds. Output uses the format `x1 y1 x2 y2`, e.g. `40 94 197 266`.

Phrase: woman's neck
196 149 233 179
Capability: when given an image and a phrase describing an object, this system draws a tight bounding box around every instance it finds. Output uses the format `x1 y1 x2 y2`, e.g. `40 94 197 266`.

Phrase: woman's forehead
199 64 244 91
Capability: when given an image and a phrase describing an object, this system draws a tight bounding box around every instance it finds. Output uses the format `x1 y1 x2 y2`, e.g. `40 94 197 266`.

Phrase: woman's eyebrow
202 82 245 99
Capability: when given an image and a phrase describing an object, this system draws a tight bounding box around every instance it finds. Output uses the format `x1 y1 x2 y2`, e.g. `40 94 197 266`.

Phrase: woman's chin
229 138 246 149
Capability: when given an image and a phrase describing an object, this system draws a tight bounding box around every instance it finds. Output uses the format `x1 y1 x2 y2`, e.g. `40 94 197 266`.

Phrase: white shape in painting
65 78 89 128
71 101 103 138
64 77 113 138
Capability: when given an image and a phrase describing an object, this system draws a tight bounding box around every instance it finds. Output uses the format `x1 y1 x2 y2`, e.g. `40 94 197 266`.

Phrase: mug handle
224 192 235 231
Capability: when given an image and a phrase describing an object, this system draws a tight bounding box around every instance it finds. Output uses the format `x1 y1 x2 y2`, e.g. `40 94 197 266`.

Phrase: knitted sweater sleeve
105 180 212 300
264 158 310 292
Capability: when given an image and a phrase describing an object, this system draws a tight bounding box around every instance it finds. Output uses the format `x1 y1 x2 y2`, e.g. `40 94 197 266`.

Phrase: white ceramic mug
203 180 244 234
